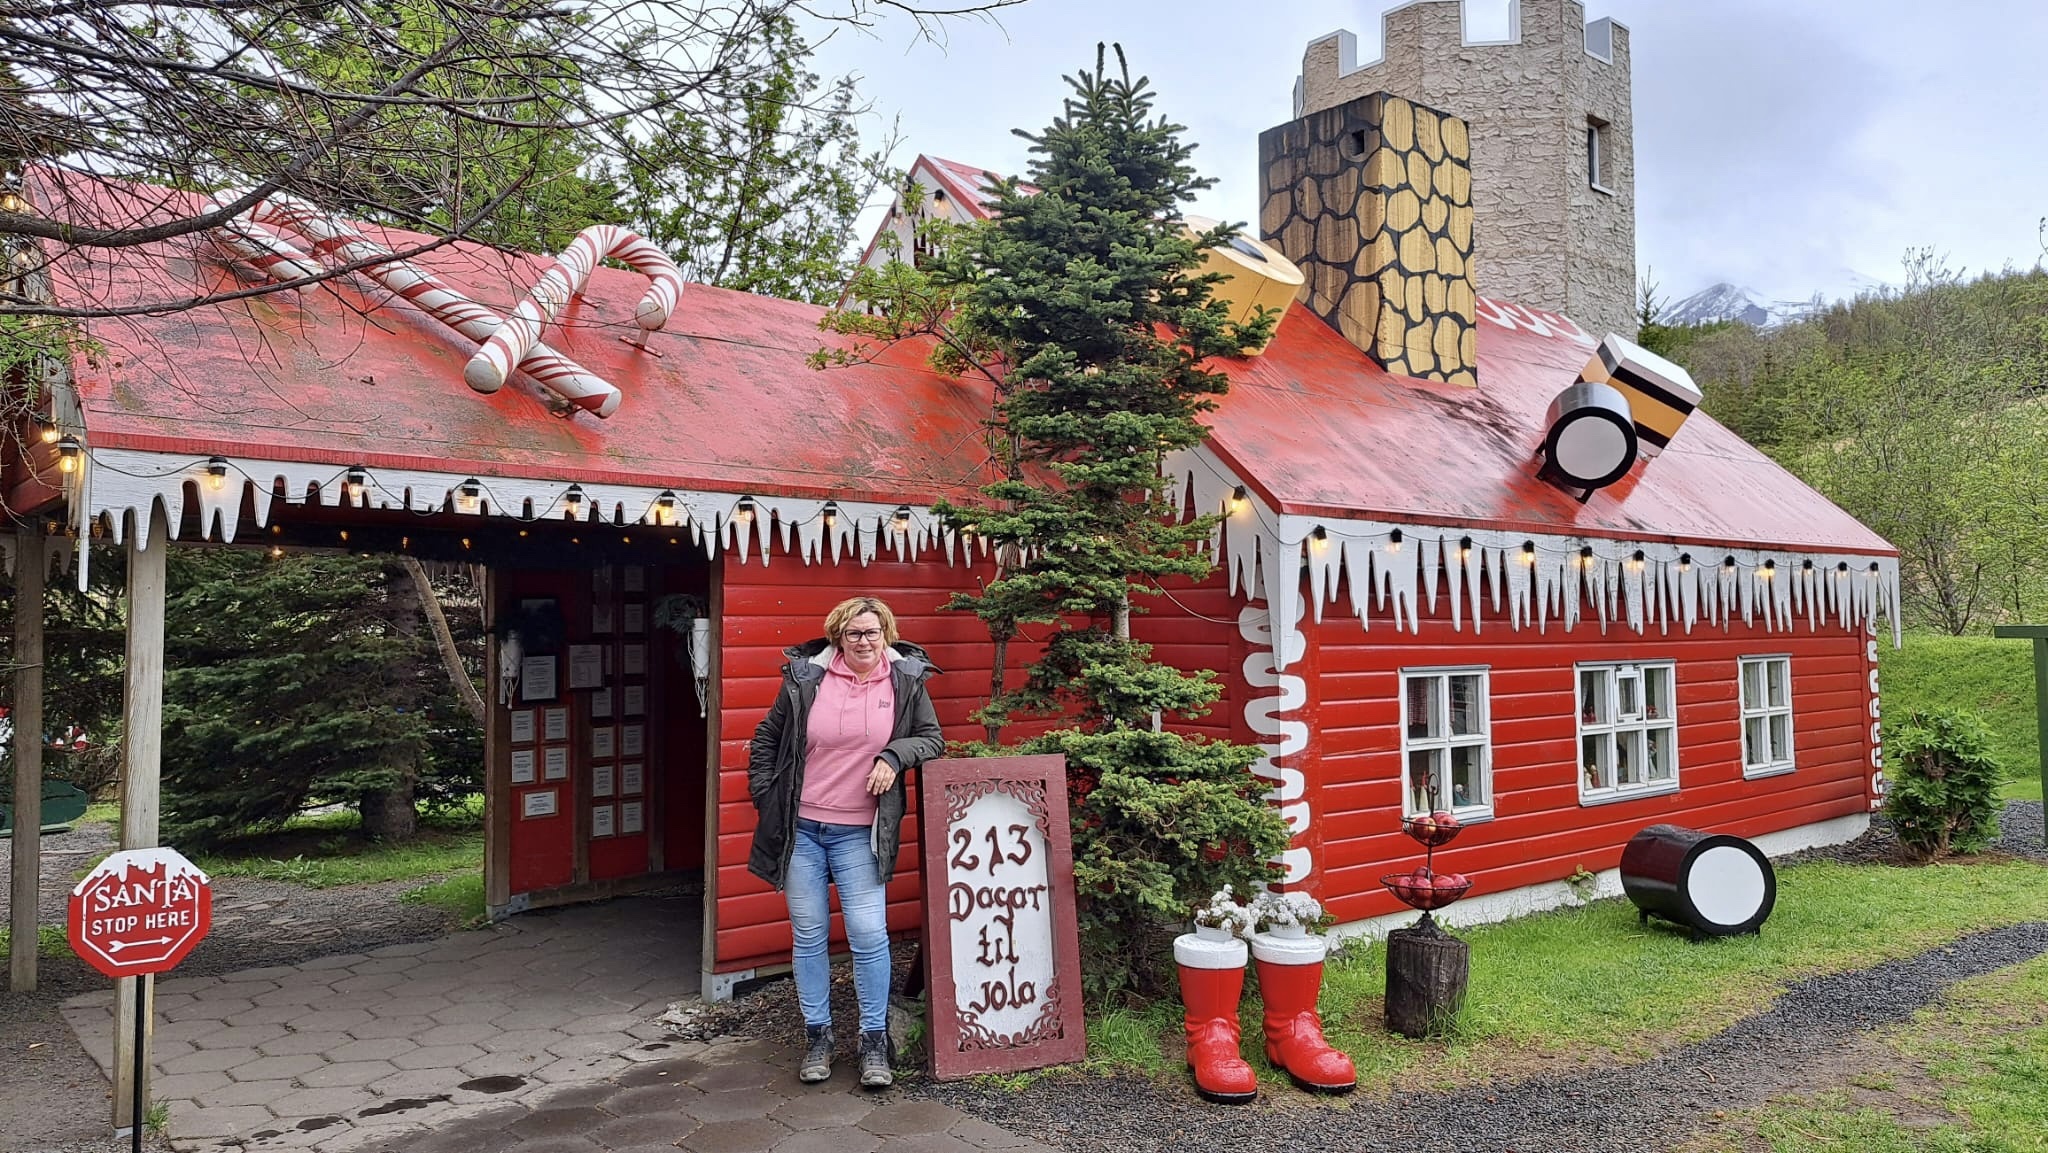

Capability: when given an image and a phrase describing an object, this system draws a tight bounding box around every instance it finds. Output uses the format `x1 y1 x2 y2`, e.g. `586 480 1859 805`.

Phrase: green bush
1884 709 2002 859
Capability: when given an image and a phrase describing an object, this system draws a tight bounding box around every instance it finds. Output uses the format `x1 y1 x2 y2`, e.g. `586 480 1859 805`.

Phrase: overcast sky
807 0 2047 307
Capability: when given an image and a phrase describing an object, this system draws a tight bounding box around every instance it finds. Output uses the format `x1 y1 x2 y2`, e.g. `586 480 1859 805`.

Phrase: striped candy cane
463 224 683 394
232 194 623 417
209 213 328 284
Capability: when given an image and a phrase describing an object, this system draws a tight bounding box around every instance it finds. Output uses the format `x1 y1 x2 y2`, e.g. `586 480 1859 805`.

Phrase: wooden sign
919 754 1085 1079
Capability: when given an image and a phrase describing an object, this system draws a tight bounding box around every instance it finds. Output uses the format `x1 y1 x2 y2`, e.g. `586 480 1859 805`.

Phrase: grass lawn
1081 858 2048 1094
1689 947 2048 1151
189 801 484 888
0 924 68 961
1882 634 2039 781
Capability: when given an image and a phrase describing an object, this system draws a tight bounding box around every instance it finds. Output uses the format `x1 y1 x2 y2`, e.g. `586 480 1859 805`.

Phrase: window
1401 668 1492 819
1587 117 1612 193
1577 662 1678 803
1740 656 1795 777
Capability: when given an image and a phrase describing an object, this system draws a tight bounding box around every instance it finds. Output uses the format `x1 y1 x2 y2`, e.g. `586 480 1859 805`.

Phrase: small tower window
1587 116 1613 194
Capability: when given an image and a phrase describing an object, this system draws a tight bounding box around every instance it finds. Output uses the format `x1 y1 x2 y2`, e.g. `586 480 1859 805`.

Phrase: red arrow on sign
67 847 213 979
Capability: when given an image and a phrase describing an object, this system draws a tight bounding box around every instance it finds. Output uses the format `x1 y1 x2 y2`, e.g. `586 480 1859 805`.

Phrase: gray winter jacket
745 638 944 889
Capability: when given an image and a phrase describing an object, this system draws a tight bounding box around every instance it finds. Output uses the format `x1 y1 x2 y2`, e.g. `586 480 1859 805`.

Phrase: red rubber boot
1251 932 1356 1093
1174 930 1257 1103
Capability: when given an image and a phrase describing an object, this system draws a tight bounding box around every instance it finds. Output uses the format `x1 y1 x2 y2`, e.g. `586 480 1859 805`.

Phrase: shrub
1884 708 2002 859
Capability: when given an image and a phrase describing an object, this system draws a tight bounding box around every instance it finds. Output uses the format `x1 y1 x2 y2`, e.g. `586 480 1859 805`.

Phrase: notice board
919 754 1086 1078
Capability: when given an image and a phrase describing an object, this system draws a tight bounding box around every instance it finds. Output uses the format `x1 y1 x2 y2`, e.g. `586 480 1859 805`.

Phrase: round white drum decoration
1540 380 1639 489
1619 824 1777 938
1687 845 1768 927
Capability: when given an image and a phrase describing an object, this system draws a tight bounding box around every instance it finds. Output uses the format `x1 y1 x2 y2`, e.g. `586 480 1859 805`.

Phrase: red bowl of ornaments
1401 810 1463 849
1380 868 1473 911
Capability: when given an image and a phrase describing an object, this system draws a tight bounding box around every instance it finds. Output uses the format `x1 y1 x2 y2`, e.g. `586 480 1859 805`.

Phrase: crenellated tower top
1295 0 1635 339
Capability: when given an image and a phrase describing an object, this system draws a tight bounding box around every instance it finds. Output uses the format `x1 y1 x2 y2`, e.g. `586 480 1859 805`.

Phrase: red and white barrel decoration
1620 824 1777 937
465 225 683 394
209 196 683 418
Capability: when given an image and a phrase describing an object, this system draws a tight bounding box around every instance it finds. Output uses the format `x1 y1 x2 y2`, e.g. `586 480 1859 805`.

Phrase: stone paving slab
60 896 1051 1153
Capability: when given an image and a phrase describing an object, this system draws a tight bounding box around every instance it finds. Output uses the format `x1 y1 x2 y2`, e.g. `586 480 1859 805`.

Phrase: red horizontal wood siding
1309 590 1877 923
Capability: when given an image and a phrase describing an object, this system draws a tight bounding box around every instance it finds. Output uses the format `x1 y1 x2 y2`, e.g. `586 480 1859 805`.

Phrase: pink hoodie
798 649 895 825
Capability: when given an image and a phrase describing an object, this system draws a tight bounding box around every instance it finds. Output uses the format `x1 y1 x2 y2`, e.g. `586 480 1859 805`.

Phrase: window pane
1582 732 1612 791
1744 717 1768 768
1449 674 1483 736
1408 748 1445 813
1450 744 1486 808
1617 671 1641 721
1768 660 1789 709
1406 677 1442 740
1580 669 1609 725
1645 727 1674 782
1770 714 1791 764
1616 730 1643 786
1742 662 1765 710
1645 668 1670 721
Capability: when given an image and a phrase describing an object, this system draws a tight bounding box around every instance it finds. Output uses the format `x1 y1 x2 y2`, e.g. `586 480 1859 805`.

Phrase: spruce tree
920 47 1290 999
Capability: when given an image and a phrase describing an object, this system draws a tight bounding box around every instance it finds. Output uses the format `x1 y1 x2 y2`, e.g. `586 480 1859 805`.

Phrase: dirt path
0 821 461 1153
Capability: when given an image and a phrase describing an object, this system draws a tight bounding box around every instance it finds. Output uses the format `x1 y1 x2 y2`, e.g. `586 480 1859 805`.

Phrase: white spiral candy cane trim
463 224 683 395
208 214 328 284
229 195 624 418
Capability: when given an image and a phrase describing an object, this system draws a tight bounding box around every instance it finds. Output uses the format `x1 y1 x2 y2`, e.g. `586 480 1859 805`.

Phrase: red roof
43 175 1888 555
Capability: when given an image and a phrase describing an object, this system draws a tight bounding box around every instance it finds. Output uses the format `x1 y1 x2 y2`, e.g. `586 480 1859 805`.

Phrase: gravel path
0 820 463 1153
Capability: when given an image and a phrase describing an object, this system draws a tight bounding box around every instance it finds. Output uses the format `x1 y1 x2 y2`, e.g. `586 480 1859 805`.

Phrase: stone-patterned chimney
1258 93 1477 385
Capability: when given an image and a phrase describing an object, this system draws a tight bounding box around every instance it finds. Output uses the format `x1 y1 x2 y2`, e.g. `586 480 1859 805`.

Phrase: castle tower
1296 0 1635 338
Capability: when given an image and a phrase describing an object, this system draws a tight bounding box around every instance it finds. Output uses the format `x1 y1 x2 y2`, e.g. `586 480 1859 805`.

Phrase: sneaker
799 1024 834 1084
858 1029 893 1089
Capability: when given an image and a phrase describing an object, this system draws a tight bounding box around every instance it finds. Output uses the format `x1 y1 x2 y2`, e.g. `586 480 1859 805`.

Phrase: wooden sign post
919 754 1085 1079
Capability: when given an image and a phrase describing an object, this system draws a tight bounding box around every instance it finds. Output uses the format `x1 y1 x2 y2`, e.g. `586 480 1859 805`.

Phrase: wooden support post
113 504 167 1134
10 526 46 992
483 568 512 914
1384 915 1469 1039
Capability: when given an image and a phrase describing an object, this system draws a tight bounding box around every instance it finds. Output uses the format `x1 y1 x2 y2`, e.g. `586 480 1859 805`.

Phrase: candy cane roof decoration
209 197 681 419
465 225 683 395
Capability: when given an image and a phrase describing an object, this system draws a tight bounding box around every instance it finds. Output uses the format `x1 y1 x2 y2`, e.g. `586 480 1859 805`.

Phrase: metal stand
131 977 147 1153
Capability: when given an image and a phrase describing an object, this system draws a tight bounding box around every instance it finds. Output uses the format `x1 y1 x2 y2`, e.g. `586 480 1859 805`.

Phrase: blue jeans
785 818 891 1033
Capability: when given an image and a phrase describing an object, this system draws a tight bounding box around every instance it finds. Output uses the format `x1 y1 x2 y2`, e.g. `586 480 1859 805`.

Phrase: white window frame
1575 661 1680 805
1399 667 1494 821
1587 117 1614 196
1739 655 1796 778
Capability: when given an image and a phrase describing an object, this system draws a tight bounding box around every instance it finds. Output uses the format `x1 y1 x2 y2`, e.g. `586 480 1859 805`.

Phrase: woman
747 596 944 1088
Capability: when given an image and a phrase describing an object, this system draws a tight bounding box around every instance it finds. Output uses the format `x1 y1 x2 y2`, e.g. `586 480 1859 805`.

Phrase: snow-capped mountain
1665 272 1893 330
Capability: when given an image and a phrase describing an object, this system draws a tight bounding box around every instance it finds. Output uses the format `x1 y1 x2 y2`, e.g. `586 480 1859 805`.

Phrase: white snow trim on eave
69 448 994 589
1164 447 1902 669
1328 812 1868 944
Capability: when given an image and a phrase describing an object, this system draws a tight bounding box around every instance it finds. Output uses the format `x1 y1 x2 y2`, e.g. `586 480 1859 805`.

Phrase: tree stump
1384 915 1468 1038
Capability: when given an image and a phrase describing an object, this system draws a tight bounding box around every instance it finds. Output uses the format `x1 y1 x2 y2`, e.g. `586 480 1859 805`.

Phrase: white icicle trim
1166 447 1903 670
72 448 990 589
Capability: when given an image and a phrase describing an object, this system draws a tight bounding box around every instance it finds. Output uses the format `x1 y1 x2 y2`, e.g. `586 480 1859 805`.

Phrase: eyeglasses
842 629 885 643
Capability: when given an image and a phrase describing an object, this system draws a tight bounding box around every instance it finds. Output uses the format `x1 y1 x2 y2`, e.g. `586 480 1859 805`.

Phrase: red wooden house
14 90 1895 997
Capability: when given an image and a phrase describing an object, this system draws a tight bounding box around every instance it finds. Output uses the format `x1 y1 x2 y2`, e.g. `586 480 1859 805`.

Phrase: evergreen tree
160 550 481 847
839 46 1290 999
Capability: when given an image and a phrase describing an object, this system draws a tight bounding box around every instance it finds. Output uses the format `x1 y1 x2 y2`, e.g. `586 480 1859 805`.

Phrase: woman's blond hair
823 596 900 646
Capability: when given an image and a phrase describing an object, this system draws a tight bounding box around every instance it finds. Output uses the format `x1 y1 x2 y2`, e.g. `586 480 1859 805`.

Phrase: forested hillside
1644 254 2048 634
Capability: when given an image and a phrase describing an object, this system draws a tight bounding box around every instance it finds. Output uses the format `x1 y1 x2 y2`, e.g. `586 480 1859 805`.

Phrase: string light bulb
55 435 81 473
345 466 367 503
204 457 228 491
1520 541 1536 566
1678 552 1692 573
1458 536 1472 561
36 419 58 445
1761 559 1777 580
1229 485 1249 512
733 497 756 525
1630 549 1645 572
1387 528 1403 554
1311 525 1328 546
456 478 482 515
1723 555 1737 574
654 491 678 527
821 501 839 529
563 485 584 521
1579 545 1595 570
892 505 911 532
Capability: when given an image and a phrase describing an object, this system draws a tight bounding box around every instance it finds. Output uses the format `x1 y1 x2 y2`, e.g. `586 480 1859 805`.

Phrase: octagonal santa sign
68 847 213 978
